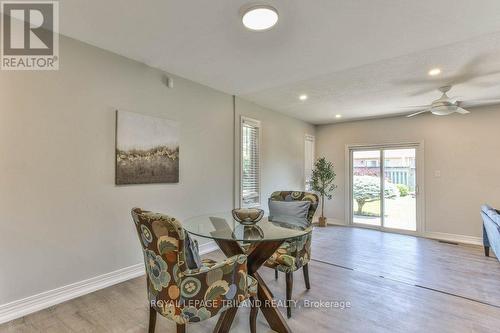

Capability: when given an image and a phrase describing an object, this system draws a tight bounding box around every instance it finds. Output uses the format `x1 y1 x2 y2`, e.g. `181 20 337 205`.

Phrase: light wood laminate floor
2 226 500 333
312 225 500 307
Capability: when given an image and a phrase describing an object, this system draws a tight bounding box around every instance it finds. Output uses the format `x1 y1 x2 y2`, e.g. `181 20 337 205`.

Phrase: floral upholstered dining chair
131 208 258 333
264 191 319 318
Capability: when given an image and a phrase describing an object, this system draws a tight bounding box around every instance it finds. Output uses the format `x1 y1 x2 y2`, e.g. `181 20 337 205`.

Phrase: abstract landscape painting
116 111 179 185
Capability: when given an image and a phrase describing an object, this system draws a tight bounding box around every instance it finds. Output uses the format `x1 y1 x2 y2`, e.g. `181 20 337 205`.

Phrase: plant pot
319 216 327 227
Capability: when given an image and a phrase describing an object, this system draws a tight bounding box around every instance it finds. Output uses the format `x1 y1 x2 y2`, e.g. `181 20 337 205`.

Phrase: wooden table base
213 239 292 333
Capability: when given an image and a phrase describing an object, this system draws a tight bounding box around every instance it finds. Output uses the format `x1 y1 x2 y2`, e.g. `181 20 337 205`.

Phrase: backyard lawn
353 200 381 216
353 196 416 230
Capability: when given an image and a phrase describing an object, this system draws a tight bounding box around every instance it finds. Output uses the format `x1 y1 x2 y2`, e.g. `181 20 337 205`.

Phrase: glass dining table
183 212 312 333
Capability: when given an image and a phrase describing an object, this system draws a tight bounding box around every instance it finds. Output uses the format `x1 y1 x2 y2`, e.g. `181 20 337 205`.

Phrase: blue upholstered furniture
481 204 500 262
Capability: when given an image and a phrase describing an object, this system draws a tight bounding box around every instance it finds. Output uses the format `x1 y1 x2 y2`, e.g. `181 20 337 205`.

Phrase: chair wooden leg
214 306 238 333
176 323 186 333
250 297 258 333
148 306 157 333
285 272 293 318
303 264 311 290
275 268 278 280
485 246 490 257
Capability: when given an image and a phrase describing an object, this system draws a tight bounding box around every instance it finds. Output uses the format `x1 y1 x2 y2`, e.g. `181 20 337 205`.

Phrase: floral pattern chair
264 191 319 318
131 208 258 333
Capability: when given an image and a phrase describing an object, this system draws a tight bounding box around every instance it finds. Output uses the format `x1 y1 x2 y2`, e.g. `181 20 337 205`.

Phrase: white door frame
345 141 425 236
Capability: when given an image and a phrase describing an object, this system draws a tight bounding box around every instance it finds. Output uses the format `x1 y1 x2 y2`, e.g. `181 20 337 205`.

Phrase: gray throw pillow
268 199 311 220
184 231 202 270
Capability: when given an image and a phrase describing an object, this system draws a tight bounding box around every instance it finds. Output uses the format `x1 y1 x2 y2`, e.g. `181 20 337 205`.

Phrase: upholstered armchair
131 208 258 333
264 191 319 318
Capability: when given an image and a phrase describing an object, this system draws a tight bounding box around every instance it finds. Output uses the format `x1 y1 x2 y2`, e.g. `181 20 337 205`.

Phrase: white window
240 117 261 207
305 134 315 191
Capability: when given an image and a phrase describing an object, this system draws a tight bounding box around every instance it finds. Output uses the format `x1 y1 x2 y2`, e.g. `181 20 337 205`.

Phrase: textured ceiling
243 33 500 123
57 0 500 123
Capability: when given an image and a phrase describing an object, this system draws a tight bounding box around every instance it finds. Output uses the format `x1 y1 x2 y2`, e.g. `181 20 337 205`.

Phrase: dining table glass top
183 211 312 242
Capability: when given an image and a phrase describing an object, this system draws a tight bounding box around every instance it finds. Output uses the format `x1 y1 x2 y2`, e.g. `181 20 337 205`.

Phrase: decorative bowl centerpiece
231 208 264 225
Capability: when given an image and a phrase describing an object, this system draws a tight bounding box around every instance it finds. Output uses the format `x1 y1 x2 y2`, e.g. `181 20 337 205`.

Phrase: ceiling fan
396 54 500 96
405 86 500 117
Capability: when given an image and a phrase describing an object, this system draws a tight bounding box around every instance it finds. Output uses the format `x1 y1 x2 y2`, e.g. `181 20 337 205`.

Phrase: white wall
234 98 315 210
316 108 500 238
0 36 313 306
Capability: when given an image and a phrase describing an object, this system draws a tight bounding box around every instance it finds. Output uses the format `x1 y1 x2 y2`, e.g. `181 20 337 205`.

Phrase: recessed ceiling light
335 114 342 119
428 68 441 76
299 94 308 101
242 5 279 31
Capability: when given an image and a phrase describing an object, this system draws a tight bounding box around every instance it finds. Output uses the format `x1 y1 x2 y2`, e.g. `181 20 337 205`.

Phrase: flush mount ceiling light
299 94 308 101
242 5 279 31
335 114 342 119
428 68 441 76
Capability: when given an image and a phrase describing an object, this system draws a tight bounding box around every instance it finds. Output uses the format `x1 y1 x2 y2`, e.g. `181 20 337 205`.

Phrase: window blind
305 135 315 191
241 117 261 207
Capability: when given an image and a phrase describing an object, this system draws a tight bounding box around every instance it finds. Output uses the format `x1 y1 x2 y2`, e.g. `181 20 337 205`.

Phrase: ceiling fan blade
460 98 500 103
469 80 500 88
458 98 500 108
477 69 500 78
399 105 432 110
455 107 470 114
406 110 430 118
450 54 500 85
446 69 500 87
399 53 500 95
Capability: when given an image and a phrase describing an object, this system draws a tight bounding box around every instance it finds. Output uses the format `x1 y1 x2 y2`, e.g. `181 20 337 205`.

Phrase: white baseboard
0 241 220 325
0 263 145 325
319 218 347 226
315 218 483 246
424 232 482 246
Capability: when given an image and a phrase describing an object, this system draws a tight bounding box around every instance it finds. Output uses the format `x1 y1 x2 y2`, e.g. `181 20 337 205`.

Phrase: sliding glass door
352 150 382 227
351 146 418 232
383 149 417 231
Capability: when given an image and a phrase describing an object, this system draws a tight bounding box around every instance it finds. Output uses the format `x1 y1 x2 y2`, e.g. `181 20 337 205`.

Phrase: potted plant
311 157 337 227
